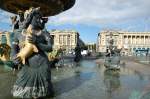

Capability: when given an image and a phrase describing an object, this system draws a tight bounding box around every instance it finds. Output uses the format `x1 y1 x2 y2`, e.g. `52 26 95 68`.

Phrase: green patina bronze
0 0 75 16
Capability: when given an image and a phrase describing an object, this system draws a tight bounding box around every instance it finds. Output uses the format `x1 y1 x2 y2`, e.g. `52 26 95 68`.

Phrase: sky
0 0 150 43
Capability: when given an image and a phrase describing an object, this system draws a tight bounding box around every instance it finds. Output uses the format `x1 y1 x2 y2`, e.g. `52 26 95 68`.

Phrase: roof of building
99 30 150 35
50 29 78 33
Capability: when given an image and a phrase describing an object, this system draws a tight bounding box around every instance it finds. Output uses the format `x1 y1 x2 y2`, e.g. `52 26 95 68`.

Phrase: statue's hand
27 35 37 44
13 56 22 65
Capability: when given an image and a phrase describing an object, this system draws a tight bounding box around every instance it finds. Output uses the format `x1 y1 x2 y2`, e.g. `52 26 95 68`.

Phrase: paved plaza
0 57 150 99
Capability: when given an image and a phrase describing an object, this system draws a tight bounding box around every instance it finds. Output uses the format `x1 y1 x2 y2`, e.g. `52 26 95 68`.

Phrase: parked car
81 50 88 56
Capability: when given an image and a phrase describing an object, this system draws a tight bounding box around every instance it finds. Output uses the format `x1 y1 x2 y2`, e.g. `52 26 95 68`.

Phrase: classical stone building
0 31 11 46
86 43 96 52
97 30 150 55
50 30 80 52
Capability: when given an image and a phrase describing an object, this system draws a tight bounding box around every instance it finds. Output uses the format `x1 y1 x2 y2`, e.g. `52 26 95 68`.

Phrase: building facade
86 43 96 52
50 30 79 52
97 30 150 55
0 31 11 46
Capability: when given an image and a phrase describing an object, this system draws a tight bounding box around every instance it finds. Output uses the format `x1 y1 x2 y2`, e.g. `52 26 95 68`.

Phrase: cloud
0 0 150 31
0 10 14 23
48 0 150 25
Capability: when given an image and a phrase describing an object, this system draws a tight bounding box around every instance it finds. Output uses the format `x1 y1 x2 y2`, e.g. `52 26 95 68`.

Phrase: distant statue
10 15 17 30
74 43 82 63
48 48 63 68
10 10 25 58
0 33 11 62
104 38 121 70
10 10 25 31
0 44 11 61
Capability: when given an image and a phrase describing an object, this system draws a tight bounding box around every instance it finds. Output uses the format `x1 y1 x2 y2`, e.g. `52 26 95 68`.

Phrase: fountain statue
104 35 122 70
0 0 76 98
0 43 11 61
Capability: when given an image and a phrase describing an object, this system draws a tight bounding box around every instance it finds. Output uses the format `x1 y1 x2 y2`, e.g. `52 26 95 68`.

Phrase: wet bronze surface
0 0 75 16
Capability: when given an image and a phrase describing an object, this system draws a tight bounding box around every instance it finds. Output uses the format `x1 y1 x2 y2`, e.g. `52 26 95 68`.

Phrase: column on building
144 35 146 45
131 35 133 45
123 35 126 45
127 35 129 44
61 35 63 48
56 33 60 49
138 35 140 45
148 35 149 44
133 35 135 44
62 35 64 46
6 32 11 46
135 35 137 48
99 36 101 52
70 34 74 49
127 35 131 45
145 35 148 45
65 35 67 48
67 34 70 50
149 35 150 45
128 35 131 45
91 45 93 51
136 36 138 45
59 35 61 48
140 35 142 45
141 35 144 45
134 35 136 45
142 35 144 45
149 35 150 44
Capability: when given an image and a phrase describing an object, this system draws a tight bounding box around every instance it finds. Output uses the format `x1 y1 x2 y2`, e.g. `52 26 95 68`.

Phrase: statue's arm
37 37 52 52
13 21 19 30
32 32 52 52
23 12 33 29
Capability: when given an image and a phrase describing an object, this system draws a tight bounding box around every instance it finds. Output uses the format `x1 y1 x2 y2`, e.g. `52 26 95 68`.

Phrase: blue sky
0 0 150 43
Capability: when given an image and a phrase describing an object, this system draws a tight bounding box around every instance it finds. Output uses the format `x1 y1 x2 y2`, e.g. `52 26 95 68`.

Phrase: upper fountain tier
0 0 75 16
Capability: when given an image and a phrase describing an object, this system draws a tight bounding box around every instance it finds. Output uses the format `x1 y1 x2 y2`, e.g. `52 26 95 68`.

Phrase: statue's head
18 10 23 15
17 10 24 20
29 7 34 12
28 7 40 13
24 7 34 19
32 7 41 13
30 7 42 17
35 7 40 11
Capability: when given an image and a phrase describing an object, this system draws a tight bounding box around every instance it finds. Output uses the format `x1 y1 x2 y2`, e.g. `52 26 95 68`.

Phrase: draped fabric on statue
12 31 53 98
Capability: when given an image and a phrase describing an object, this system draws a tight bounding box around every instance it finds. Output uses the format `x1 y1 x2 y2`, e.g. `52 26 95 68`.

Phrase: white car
81 50 88 56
